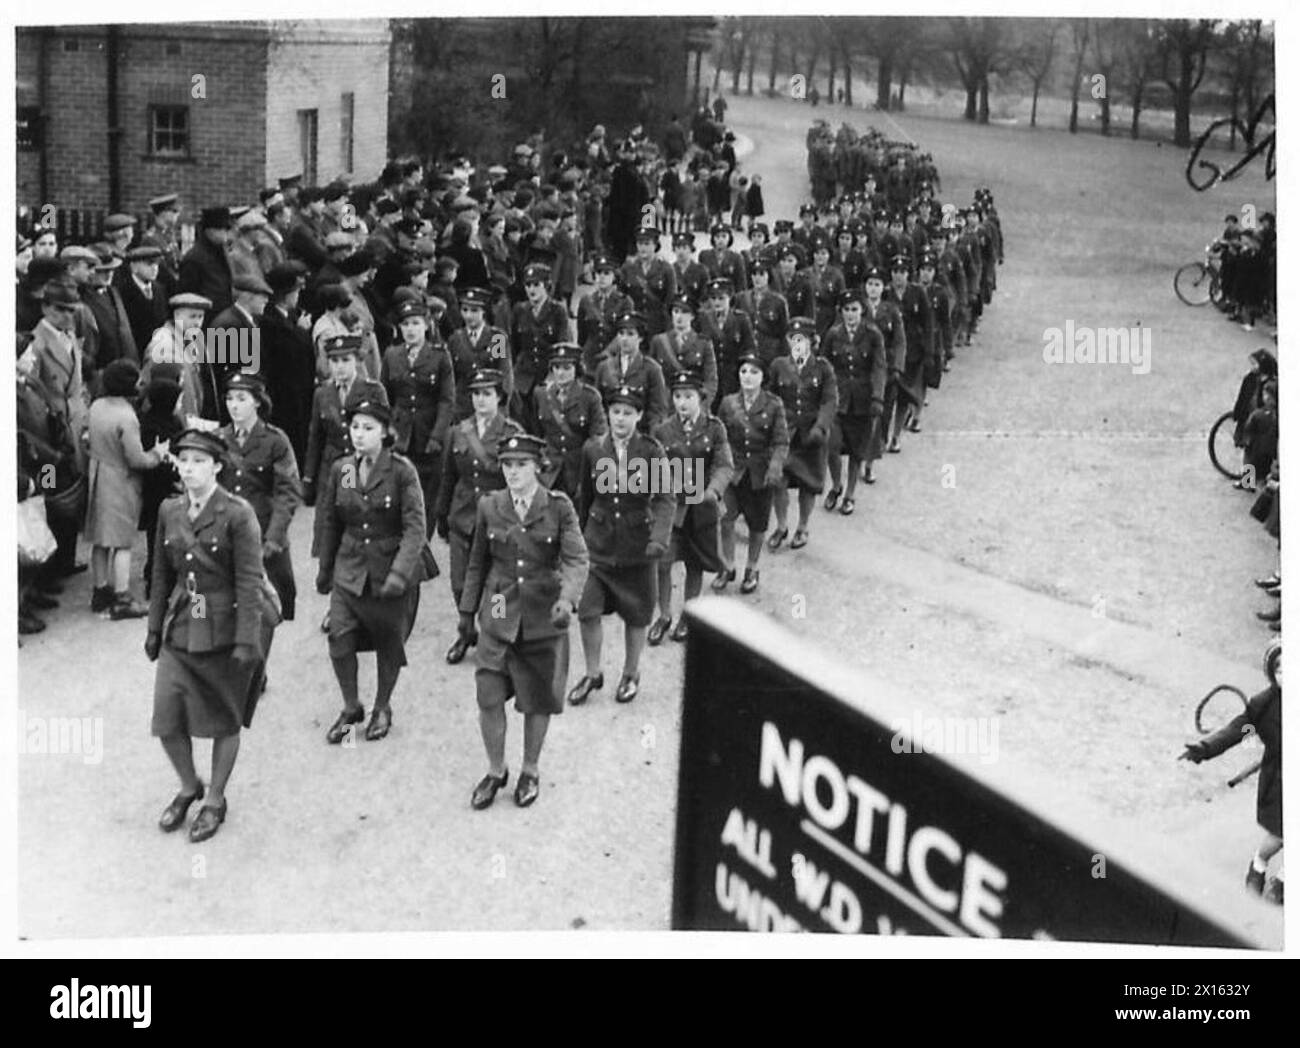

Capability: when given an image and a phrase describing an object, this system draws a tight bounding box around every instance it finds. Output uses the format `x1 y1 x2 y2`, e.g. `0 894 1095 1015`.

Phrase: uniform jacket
216 417 302 547
733 289 789 365
303 376 390 490
648 329 719 406
768 354 839 438
511 298 572 395
800 264 848 335
673 260 712 308
459 486 590 642
699 247 749 291
780 271 814 320
593 348 670 433
717 389 789 486
178 236 234 318
316 448 428 595
651 412 734 528
884 281 936 371
435 412 524 537
577 286 633 359
618 257 677 335
381 339 455 457
862 298 906 375
139 226 181 294
937 246 969 314
924 281 954 362
696 308 756 401
259 304 316 463
821 320 888 417
533 380 607 494
148 486 264 653
576 431 675 566
448 324 513 419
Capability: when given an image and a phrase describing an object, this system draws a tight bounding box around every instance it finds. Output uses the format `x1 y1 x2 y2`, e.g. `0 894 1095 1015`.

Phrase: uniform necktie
408 345 420 368
359 455 374 487
236 428 249 447
337 381 350 403
514 493 530 521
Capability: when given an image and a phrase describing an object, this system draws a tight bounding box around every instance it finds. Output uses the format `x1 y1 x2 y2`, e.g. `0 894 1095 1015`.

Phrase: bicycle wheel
1208 411 1244 479
1175 262 1212 306
1210 275 1232 313
1195 684 1248 734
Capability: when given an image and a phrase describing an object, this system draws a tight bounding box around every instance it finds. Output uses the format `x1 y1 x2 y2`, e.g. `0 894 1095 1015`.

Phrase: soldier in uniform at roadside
884 253 935 450
593 311 670 434
648 295 719 407
315 399 432 745
647 371 733 645
958 207 985 338
822 289 887 514
699 224 748 292
618 228 676 337
833 223 868 291
768 317 838 550
436 368 524 665
302 334 389 513
448 287 513 422
802 239 847 336
742 223 772 281
510 262 571 430
733 259 788 367
141 193 183 296
576 254 631 377
567 385 675 706
936 223 970 348
860 266 905 475
713 353 788 595
459 433 590 811
775 245 813 321
696 277 756 410
533 343 607 500
217 372 301 661
918 251 954 375
670 233 711 310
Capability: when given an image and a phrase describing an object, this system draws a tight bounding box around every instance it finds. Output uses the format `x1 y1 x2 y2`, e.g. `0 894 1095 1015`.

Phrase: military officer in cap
448 286 513 421
302 334 389 512
142 194 183 295
381 297 455 537
917 250 955 375
510 262 572 429
178 206 235 318
315 398 434 744
648 371 734 645
120 245 170 353
884 253 935 451
618 228 676 337
699 224 748 292
436 368 524 664
568 384 675 705
938 223 971 347
696 277 756 409
958 207 985 335
649 295 719 406
459 432 589 810
713 353 789 594
593 311 670 434
533 342 607 499
575 254 632 374
791 204 820 257
770 221 807 277
861 265 905 473
671 233 711 309
823 287 888 512
146 427 270 844
768 317 839 549
734 259 789 367
774 245 813 320
743 223 772 280
802 239 847 336
218 372 301 635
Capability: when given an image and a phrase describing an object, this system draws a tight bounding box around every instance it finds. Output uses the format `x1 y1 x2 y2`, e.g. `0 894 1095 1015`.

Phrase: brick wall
264 20 390 186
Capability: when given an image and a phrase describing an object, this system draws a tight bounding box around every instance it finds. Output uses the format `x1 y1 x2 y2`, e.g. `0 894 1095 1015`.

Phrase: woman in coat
315 399 431 744
146 428 268 844
85 360 170 618
435 368 523 664
713 353 789 594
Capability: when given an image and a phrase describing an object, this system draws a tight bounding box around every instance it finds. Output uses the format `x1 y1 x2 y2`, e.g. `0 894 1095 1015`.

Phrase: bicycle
1192 684 1261 787
1207 410 1245 480
1174 246 1228 308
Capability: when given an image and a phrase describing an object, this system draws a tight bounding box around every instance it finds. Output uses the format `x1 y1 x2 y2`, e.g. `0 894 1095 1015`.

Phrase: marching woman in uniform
458 433 589 809
435 368 524 664
146 428 268 843
315 399 431 744
217 372 301 676
648 372 734 644
767 317 839 550
713 353 789 594
568 386 675 705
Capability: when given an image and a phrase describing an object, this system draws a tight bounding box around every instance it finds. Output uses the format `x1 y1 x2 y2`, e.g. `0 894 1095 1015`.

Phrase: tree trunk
978 75 990 123
1099 94 1111 136
1171 48 1194 147
964 85 977 121
805 47 819 87
1130 95 1143 138
731 41 743 94
1228 82 1239 150
1031 81 1041 127
841 42 854 106
897 63 909 110
746 42 756 95
877 56 893 110
767 30 779 93
827 53 836 103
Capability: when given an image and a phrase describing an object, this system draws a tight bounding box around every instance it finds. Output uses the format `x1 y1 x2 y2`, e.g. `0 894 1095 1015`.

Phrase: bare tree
1154 18 1215 147
1016 19 1059 127
1090 19 1124 136
1066 19 1090 133
1120 20 1159 139
947 17 1009 123
1221 20 1274 149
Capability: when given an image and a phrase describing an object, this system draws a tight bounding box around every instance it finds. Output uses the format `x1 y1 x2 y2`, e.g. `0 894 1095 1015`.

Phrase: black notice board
672 600 1265 945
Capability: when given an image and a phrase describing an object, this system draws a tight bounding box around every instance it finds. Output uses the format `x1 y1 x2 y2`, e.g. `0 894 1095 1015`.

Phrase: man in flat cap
178 206 235 318
102 213 137 259
139 292 215 423
229 210 269 287
206 274 272 418
259 199 292 276
120 245 171 352
84 244 139 373
58 245 105 368
142 194 183 295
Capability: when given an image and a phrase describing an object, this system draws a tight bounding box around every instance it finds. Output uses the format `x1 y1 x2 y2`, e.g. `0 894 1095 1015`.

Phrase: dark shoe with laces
514 771 540 808
159 782 205 832
90 586 114 613
740 569 759 594
326 706 365 745
1245 863 1266 895
710 568 735 592
823 489 841 512
188 799 227 843
670 618 689 643
615 673 640 703
471 769 509 810
647 616 672 646
109 593 149 620
767 527 788 551
567 674 604 706
790 529 809 550
364 706 392 741
446 633 475 664
28 591 58 611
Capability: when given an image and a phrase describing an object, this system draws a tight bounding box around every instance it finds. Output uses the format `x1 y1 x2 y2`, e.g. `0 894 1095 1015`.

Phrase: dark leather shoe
319 611 331 633
567 673 604 706
767 527 788 551
670 618 689 642
740 569 759 594
1246 862 1266 895
27 591 57 610
1255 573 1282 590
18 613 46 634
1257 606 1281 623
823 489 841 511
188 799 227 843
861 466 876 484
364 706 392 741
615 674 640 703
326 706 365 745
514 771 540 807
109 594 149 620
790 529 809 549
710 568 735 592
839 497 856 516
90 586 114 613
446 633 475 664
159 782 205 832
471 769 510 810
647 616 672 646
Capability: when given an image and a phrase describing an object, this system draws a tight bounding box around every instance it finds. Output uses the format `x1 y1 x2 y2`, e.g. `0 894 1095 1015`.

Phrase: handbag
1249 488 1274 524
44 473 87 529
419 541 441 581
17 496 58 567
259 572 284 628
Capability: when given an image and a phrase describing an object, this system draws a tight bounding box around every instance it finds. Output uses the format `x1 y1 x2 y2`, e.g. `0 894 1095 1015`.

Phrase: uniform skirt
783 431 829 493
897 357 926 408
84 459 142 548
475 631 569 716
328 581 420 665
834 413 877 463
725 474 773 534
579 562 658 627
151 645 260 739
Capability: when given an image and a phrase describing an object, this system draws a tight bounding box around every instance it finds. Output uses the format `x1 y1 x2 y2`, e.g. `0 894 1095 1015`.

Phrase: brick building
16 19 390 238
